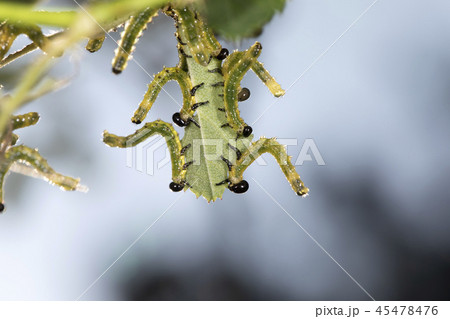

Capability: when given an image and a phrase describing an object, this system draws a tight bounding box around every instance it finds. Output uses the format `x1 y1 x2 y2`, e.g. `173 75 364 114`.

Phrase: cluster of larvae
0 112 81 212
89 5 309 202
1 13 83 212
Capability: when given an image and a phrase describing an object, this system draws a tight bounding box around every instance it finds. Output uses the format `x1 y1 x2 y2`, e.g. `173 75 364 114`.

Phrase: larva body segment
0 113 82 212
3 145 80 191
131 67 193 124
223 51 285 97
176 43 189 72
112 7 159 74
0 21 48 61
223 42 262 135
229 138 309 197
221 51 243 74
171 7 212 67
196 16 222 57
103 120 186 186
251 60 286 97
86 34 106 53
10 134 18 146
12 112 40 130
0 21 15 60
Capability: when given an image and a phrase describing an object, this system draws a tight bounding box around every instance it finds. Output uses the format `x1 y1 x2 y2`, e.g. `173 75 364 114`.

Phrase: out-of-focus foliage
0 0 39 4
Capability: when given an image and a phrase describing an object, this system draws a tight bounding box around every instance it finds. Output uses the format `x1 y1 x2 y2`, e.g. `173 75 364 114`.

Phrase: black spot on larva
112 67 122 75
172 112 187 127
242 126 253 137
0 203 4 212
169 182 184 192
216 48 229 60
132 119 142 125
229 180 249 194
238 88 250 101
112 57 125 74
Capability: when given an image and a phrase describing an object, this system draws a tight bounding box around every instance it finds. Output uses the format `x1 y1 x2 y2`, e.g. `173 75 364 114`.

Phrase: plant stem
0 4 76 27
0 0 170 28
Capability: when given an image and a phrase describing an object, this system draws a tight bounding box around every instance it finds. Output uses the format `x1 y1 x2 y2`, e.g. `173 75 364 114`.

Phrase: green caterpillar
0 20 48 62
97 5 309 202
0 112 82 212
0 0 51 62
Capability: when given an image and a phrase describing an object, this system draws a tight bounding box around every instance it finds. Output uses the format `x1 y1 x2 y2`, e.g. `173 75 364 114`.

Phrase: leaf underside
181 57 252 202
196 0 288 40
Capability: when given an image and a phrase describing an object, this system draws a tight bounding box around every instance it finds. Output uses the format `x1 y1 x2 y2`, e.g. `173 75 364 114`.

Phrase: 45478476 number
376 306 438 316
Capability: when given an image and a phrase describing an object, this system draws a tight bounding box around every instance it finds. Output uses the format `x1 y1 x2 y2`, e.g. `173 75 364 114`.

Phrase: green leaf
181 57 252 202
182 113 252 202
196 0 287 40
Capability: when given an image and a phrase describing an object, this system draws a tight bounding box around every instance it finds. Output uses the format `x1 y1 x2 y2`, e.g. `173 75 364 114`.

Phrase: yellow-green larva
131 67 194 125
112 7 159 74
0 113 81 212
0 20 48 61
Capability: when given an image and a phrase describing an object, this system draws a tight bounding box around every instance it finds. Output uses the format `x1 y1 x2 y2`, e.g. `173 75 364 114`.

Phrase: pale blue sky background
0 0 449 300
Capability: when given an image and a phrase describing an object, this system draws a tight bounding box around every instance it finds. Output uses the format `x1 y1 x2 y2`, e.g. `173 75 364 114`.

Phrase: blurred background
0 0 449 300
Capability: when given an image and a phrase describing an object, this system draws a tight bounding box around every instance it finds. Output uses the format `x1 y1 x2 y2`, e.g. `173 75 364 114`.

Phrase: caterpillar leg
131 67 193 125
223 42 263 137
0 145 81 212
228 138 309 196
112 8 159 74
103 120 187 189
